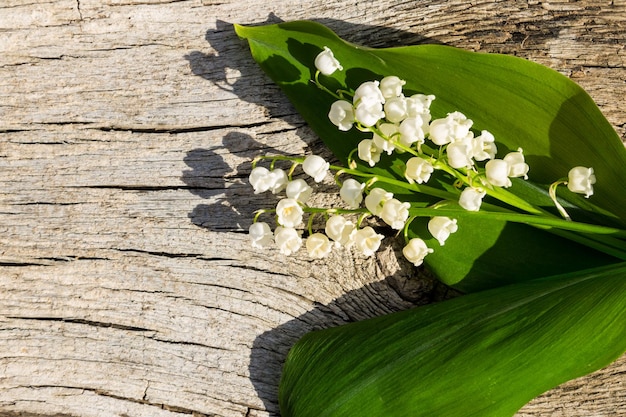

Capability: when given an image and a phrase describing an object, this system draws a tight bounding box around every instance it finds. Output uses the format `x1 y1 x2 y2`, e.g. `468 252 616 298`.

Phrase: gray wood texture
1 0 624 416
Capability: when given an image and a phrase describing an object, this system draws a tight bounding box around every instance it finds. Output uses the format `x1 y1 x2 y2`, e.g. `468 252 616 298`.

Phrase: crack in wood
5 317 153 333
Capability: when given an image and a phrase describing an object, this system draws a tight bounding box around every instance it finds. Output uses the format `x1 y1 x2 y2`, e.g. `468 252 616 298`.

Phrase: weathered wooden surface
1 0 624 416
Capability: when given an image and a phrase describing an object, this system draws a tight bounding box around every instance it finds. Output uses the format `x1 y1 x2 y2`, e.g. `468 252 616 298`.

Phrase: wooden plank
1 0 624 416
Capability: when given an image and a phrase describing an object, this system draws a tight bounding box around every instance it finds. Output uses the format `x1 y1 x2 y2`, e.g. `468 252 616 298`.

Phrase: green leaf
279 262 626 417
235 21 626 289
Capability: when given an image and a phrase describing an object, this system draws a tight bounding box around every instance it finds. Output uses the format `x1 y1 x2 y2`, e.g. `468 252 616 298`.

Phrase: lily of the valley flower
446 140 474 169
384 96 408 124
353 81 385 105
357 139 382 167
372 123 398 155
429 111 473 146
354 226 384 257
567 166 596 198
249 222 273 248
276 198 304 228
380 198 411 230
328 100 354 131
485 158 512 188
365 187 394 216
354 99 385 127
459 187 486 211
314 46 343 76
402 237 433 266
428 216 458 246
405 157 434 184
325 215 356 247
406 94 435 117
504 148 529 179
302 155 330 183
379 75 405 99
399 115 429 146
340 178 365 209
286 179 313 203
274 226 302 255
306 232 334 258
249 166 288 194
472 130 497 161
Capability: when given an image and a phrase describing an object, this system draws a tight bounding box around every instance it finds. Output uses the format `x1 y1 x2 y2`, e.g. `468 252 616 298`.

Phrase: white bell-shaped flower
567 166 596 198
286 179 313 204
314 46 343 76
446 140 474 169
354 99 385 127
485 159 512 188
379 76 406 99
357 139 382 167
365 187 393 216
399 115 429 147
429 111 473 146
249 222 273 248
372 123 398 155
249 167 287 194
405 157 434 184
276 198 303 228
306 232 333 259
380 198 411 230
302 155 330 183
354 226 384 257
402 238 433 267
384 96 408 123
340 178 365 209
353 81 385 105
459 187 486 212
428 216 458 246
325 215 356 247
328 100 354 131
472 130 497 162
274 226 302 255
406 94 435 117
504 148 529 179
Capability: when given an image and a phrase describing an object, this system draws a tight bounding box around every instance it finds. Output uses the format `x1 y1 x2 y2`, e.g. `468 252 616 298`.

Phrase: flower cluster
246 46 597 268
248 153 454 266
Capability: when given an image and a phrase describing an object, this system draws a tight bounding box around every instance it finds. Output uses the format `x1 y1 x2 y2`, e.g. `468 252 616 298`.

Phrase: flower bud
428 216 458 246
314 46 342 76
402 238 433 267
302 155 330 183
354 226 384 257
567 166 596 198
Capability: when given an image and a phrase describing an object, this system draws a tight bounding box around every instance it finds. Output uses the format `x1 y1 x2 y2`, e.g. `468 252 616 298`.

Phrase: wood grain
1 0 624 416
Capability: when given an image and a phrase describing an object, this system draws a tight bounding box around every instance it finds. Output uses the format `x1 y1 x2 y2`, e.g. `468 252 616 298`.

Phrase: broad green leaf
279 262 626 417
235 21 626 289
